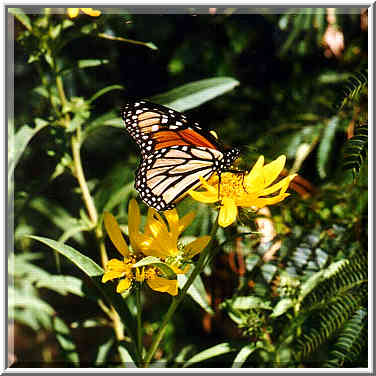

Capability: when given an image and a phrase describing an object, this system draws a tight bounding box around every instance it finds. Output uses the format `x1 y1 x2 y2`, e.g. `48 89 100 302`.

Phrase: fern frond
336 69 368 111
343 122 368 179
301 253 367 310
296 288 367 359
325 307 367 367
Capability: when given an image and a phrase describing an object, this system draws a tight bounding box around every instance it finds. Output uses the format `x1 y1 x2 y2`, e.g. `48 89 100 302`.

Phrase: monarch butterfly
121 100 240 211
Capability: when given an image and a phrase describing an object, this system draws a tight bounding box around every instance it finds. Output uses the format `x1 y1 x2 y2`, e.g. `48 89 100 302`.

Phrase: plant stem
71 133 98 226
143 214 219 367
95 226 108 268
136 285 143 359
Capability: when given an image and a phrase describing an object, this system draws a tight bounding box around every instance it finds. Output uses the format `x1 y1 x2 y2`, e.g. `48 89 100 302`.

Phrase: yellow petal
148 221 177 257
244 156 265 191
170 264 190 274
67 8 79 18
164 209 180 243
262 155 286 188
147 276 178 296
165 209 179 232
80 8 101 17
102 270 124 283
184 236 211 258
189 189 219 203
251 193 291 208
259 174 296 196
128 199 141 237
177 212 195 235
117 278 132 293
104 212 129 257
218 197 238 227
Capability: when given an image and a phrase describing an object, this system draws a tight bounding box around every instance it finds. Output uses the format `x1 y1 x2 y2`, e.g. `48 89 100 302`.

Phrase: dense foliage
9 7 368 368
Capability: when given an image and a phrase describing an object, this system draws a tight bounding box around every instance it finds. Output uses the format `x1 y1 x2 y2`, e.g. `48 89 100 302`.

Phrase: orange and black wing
121 100 225 157
135 146 224 211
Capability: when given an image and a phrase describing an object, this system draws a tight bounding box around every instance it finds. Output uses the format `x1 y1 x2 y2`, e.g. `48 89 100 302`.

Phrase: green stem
143 214 219 367
71 133 98 226
136 286 143 360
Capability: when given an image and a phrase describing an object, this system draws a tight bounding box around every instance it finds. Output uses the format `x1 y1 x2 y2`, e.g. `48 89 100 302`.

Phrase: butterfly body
121 100 239 211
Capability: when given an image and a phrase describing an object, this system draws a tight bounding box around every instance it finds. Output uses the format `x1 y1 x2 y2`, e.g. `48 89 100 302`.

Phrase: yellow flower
128 198 210 260
189 155 296 228
101 199 211 296
67 8 101 18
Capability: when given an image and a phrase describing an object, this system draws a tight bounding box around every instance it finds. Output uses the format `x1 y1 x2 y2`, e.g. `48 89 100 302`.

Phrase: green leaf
133 256 176 279
232 296 273 310
103 182 135 213
9 121 49 180
261 263 277 283
184 342 237 367
78 59 109 69
9 8 32 31
298 270 324 302
88 84 124 104
29 236 138 345
270 298 294 317
53 316 80 365
178 272 214 314
317 117 340 179
232 344 257 368
118 342 137 367
97 32 158 50
36 275 84 297
9 287 55 315
95 338 114 366
29 197 86 245
81 111 123 143
150 77 240 112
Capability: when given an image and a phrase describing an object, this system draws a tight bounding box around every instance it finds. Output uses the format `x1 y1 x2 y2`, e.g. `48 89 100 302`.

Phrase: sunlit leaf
29 236 138 345
150 77 239 112
184 342 237 367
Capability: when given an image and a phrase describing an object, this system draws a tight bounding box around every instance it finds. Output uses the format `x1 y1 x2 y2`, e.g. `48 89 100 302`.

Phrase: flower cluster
67 8 101 18
189 155 296 227
102 199 210 296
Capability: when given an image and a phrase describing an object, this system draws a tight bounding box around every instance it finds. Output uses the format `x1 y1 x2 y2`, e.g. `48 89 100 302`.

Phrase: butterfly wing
121 100 225 157
135 146 225 210
121 100 240 211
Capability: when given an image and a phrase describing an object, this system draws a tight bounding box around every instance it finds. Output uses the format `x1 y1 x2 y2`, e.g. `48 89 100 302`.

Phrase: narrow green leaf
29 236 138 345
317 117 340 178
97 32 158 50
270 298 294 317
132 256 161 268
29 197 86 245
88 84 124 104
118 343 137 367
150 77 239 112
9 8 32 31
9 122 48 179
36 275 84 297
232 344 257 368
184 342 236 367
9 288 55 315
53 316 80 365
232 296 272 310
178 272 213 314
133 256 176 279
78 59 109 69
95 338 114 366
298 270 324 302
